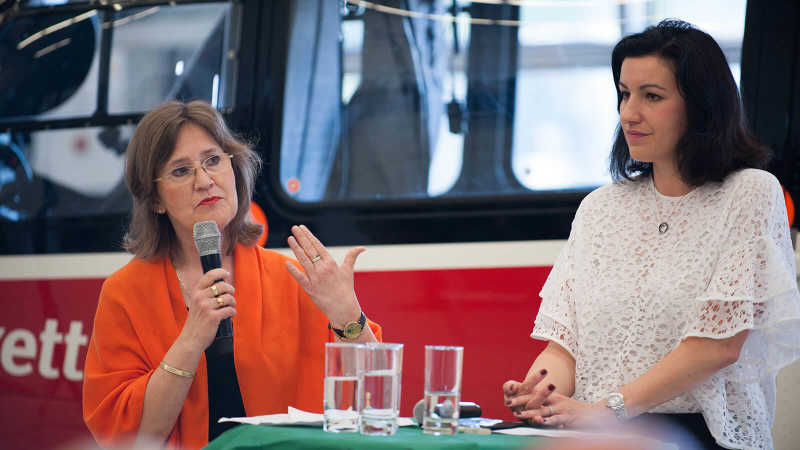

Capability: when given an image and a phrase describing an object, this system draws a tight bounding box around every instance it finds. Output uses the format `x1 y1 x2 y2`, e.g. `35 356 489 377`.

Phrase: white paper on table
219 407 416 427
493 427 677 449
219 407 323 426
493 427 613 438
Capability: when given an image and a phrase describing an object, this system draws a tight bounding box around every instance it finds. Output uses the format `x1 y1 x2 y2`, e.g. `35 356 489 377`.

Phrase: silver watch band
605 392 628 421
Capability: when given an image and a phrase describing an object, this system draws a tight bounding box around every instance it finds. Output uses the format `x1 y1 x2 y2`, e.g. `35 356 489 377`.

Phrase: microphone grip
199 253 233 351
459 402 482 419
200 253 222 274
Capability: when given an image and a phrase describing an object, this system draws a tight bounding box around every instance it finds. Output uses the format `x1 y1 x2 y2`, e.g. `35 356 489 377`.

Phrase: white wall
773 229 800 450
774 359 800 450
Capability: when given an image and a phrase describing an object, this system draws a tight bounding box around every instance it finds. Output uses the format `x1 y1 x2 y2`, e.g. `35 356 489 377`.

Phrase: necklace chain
174 269 191 309
652 179 692 235
175 270 187 292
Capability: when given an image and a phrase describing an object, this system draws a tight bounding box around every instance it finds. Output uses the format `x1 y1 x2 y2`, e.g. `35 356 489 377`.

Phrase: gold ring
310 254 322 263
216 297 224 307
210 284 219 297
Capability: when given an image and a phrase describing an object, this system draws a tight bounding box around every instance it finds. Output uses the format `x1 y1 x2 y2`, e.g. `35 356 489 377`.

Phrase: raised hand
284 225 364 327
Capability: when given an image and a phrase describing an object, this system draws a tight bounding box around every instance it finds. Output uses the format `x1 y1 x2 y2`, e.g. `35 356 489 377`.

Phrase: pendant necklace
652 177 693 235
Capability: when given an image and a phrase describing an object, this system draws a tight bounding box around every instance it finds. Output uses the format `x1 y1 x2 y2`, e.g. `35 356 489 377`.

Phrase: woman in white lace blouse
502 20 800 449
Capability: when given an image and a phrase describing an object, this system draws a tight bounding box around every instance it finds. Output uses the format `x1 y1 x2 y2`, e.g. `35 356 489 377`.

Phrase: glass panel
21 0 85 7
280 0 456 202
279 0 748 203
108 2 231 114
511 0 747 191
513 67 618 191
0 125 133 222
0 9 100 119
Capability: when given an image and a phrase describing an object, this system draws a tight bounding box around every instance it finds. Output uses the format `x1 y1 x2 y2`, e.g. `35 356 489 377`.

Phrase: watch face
607 393 623 407
343 321 363 339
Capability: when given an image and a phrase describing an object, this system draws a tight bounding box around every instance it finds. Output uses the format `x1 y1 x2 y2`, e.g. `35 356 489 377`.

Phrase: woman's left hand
285 225 364 327
513 393 614 429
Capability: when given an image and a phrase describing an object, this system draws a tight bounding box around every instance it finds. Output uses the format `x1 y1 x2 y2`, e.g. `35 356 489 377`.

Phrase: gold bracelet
159 361 194 378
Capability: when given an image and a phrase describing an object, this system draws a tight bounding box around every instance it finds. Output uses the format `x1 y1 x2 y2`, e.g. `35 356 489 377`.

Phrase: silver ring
548 406 554 417
310 254 322 263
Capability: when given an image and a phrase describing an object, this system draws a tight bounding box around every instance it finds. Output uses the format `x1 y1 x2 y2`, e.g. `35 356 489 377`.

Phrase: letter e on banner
1 328 37 376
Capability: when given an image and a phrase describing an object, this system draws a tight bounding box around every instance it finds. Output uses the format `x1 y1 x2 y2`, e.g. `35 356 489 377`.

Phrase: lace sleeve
683 172 800 449
686 172 800 380
531 206 582 358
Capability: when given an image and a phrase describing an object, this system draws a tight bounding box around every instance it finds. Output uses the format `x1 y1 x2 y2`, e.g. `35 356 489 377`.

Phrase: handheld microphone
413 399 482 426
193 221 233 356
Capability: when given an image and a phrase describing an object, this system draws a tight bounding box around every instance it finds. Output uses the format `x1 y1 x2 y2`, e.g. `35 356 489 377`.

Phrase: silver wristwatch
605 392 628 421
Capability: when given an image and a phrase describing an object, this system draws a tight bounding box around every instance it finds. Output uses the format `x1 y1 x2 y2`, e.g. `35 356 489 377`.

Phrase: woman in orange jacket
82 100 380 449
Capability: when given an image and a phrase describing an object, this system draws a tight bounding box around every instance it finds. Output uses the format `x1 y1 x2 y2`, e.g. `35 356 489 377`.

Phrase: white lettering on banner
63 321 87 381
1 328 37 376
0 319 88 379
39 319 64 379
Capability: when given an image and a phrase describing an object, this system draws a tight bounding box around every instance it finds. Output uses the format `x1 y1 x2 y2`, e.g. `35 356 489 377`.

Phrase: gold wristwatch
329 311 366 340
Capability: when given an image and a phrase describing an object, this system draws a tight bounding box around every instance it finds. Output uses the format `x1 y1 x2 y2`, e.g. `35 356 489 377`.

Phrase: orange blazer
83 244 381 449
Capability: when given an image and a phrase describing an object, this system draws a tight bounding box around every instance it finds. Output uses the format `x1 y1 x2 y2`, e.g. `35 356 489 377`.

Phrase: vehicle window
0 125 134 223
108 2 231 113
21 0 91 6
0 9 100 119
512 0 746 191
0 2 233 254
278 0 747 203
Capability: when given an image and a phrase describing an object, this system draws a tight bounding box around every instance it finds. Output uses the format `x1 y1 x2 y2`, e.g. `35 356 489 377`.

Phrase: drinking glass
323 343 364 432
359 342 403 436
423 345 463 435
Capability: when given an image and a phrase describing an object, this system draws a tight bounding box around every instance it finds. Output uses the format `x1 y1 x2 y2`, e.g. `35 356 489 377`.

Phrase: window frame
0 0 246 255
0 0 238 132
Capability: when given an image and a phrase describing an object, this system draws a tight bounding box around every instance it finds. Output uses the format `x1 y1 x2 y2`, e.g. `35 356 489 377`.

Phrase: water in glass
324 375 360 432
422 391 460 435
359 369 401 435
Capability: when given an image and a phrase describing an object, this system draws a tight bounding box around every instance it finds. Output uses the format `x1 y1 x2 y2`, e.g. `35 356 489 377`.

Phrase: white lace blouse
532 168 800 449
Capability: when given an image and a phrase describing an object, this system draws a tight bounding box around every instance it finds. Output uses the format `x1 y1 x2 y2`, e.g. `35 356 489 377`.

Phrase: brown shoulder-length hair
122 100 263 260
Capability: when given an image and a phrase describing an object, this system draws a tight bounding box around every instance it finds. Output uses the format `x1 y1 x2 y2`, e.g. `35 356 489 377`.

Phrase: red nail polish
540 369 547 376
548 384 556 391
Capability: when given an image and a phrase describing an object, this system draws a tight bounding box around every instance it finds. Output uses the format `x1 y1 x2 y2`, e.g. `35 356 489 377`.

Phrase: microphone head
193 221 221 256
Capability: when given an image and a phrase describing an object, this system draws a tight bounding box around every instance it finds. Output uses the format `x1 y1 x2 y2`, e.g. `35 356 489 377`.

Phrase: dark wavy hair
609 19 770 184
122 101 263 260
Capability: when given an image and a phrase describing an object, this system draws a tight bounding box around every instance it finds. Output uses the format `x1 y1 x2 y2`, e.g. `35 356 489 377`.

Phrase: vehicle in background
1 1 798 448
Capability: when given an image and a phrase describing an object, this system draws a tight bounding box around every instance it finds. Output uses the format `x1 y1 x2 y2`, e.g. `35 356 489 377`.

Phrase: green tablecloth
205 424 546 450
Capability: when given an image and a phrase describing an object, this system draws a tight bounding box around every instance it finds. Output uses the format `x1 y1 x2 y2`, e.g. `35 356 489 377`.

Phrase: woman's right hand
503 368 556 417
177 268 237 353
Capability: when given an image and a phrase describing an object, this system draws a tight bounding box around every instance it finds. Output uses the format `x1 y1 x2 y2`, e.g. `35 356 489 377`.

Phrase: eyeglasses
154 153 234 185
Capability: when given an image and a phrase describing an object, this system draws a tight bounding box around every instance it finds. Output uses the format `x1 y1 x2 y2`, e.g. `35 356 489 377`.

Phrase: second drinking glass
359 342 404 436
423 345 463 435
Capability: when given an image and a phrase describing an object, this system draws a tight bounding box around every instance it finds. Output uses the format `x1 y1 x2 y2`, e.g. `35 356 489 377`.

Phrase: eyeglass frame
154 152 234 185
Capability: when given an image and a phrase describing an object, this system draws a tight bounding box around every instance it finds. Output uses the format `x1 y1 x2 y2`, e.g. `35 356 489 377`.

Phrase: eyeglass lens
163 153 231 183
